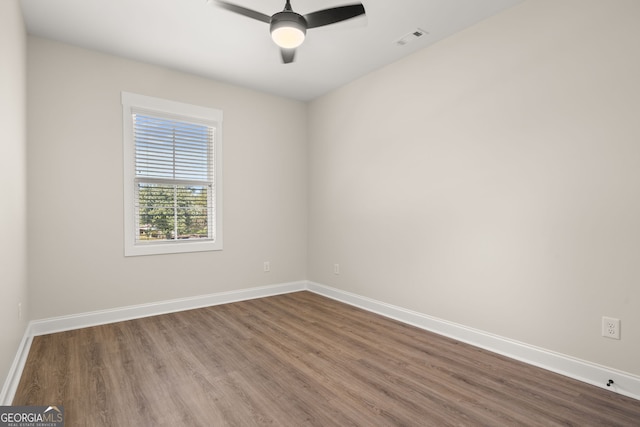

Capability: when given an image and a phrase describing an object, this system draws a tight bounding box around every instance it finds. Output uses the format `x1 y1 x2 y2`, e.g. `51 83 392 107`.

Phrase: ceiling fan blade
281 48 296 64
304 3 365 29
213 0 271 23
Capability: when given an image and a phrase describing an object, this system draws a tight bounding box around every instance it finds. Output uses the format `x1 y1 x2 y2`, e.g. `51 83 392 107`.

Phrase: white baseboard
0 332 33 405
1 281 307 404
306 281 640 401
29 281 307 336
3 279 638 405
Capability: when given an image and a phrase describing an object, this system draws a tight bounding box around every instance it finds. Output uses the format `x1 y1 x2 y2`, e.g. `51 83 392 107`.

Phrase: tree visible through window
137 183 210 241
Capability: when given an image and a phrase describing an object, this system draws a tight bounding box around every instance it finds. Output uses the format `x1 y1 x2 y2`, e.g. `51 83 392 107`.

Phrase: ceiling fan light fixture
270 12 307 49
213 0 366 63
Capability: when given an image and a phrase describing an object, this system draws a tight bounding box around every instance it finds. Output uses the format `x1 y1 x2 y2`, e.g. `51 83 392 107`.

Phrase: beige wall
308 0 640 375
0 0 28 385
27 37 308 319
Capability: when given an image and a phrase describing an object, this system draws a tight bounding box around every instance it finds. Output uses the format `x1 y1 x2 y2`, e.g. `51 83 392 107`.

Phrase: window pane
176 185 210 239
136 183 212 242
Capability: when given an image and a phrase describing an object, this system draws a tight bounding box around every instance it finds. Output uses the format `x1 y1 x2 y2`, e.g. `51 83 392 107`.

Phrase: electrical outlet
334 264 340 275
602 316 620 340
263 261 270 272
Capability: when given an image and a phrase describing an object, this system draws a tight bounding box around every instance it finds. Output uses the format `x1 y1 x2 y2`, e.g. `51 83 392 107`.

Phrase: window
122 92 223 256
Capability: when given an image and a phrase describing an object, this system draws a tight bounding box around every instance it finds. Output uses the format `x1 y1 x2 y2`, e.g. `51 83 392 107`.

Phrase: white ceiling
20 0 524 101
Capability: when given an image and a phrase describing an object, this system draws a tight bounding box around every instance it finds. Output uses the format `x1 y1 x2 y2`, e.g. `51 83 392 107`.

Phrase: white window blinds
133 113 213 182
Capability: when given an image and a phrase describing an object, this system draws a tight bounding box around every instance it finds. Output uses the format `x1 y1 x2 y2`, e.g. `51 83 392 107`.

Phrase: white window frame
122 92 223 256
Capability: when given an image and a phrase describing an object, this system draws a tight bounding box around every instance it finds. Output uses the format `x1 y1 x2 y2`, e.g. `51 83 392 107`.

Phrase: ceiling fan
212 0 366 63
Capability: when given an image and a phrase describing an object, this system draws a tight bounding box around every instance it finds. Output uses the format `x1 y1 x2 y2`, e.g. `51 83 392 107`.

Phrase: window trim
122 92 223 256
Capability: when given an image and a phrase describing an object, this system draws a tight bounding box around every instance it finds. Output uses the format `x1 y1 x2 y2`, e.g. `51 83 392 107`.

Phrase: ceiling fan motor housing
270 11 308 48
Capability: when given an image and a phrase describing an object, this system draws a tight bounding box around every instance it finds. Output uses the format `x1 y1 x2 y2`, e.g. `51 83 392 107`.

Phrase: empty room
1 0 639 425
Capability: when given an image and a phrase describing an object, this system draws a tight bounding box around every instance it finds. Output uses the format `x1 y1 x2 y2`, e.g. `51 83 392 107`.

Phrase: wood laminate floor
14 291 640 426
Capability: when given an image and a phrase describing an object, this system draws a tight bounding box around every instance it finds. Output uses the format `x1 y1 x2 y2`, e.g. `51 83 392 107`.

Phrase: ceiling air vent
395 28 428 46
